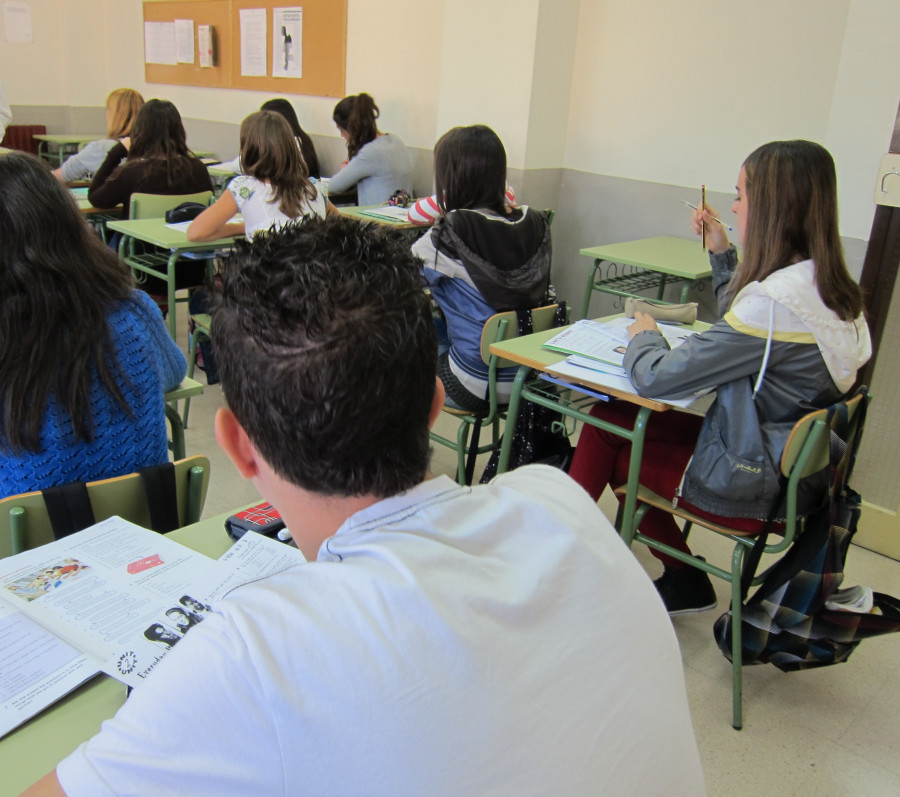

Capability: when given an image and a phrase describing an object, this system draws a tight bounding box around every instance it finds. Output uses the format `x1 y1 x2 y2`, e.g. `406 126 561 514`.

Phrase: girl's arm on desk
187 190 245 242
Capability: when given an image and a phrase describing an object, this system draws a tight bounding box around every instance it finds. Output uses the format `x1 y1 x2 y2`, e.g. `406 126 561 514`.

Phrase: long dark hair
332 93 379 160
240 111 317 218
728 140 863 321
434 125 507 216
127 99 194 188
260 98 320 179
0 154 134 452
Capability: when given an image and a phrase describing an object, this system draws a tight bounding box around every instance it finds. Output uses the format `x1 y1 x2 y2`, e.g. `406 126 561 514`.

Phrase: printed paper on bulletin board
143 0 233 88
230 0 346 98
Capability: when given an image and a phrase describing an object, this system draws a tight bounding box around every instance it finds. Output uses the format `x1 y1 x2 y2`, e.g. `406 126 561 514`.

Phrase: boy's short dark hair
211 216 437 498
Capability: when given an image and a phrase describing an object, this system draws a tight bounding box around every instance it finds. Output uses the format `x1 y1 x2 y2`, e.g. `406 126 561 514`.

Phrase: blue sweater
0 291 187 499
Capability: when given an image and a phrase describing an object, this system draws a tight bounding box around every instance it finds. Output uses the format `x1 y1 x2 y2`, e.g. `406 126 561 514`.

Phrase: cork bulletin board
143 0 347 98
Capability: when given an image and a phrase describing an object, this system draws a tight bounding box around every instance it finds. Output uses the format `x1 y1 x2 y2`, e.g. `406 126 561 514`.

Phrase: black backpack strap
138 462 180 533
41 482 96 539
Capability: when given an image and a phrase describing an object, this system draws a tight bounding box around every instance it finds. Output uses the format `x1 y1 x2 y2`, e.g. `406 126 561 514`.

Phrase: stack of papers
356 205 411 223
542 318 704 408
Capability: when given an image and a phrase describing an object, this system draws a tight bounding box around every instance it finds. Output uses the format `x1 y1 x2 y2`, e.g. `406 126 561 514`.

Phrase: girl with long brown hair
327 92 412 205
188 111 334 242
0 153 186 498
568 140 871 614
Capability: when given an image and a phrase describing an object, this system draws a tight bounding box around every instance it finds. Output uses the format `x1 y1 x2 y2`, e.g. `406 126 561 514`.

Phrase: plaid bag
714 389 900 671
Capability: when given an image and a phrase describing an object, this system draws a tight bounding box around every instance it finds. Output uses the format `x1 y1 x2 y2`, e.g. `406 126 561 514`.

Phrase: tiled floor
177 329 900 797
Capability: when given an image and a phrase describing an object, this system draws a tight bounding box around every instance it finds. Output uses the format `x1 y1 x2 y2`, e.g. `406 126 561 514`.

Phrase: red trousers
568 401 703 569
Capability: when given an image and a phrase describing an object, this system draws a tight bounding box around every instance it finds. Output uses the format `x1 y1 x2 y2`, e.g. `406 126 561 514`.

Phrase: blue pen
681 200 735 232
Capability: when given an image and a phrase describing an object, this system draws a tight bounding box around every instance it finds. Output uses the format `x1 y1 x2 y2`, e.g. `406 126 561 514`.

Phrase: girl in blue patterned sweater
0 153 186 499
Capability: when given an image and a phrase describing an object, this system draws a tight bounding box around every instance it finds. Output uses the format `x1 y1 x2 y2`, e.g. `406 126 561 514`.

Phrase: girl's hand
690 203 729 254
627 311 660 339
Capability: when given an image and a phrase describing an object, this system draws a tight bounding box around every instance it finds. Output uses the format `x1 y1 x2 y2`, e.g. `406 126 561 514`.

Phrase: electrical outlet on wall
874 153 900 208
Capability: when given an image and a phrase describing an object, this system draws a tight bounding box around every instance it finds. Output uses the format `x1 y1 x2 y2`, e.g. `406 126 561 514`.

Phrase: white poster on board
174 19 194 64
272 7 302 79
240 8 267 77
3 1 33 43
144 21 177 65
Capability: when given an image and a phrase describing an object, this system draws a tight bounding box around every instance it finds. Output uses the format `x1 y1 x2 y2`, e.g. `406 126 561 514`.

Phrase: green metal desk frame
107 218 237 340
580 236 713 319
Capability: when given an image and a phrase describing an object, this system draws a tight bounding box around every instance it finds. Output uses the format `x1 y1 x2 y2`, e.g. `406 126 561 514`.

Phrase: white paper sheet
272 7 302 78
240 8 268 77
175 19 194 64
144 21 177 65
3 1 33 43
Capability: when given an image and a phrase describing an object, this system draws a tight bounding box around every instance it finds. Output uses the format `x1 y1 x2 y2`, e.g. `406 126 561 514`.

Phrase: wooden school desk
489 316 709 542
0 509 238 796
106 218 238 340
580 236 713 319
33 133 106 168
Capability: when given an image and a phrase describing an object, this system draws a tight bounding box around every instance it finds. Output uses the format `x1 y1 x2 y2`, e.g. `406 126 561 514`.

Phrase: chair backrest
129 191 214 220
0 455 211 558
479 303 567 369
780 389 868 481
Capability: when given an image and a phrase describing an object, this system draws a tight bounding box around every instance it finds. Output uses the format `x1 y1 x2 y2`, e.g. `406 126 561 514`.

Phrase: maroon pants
568 401 704 569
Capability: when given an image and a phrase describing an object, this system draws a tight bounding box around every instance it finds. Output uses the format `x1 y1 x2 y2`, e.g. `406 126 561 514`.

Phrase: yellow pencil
700 184 706 250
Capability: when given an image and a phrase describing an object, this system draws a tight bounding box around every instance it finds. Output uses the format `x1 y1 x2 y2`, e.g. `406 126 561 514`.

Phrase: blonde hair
106 89 144 139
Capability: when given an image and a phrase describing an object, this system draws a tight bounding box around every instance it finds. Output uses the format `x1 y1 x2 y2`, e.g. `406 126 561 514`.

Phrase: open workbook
542 317 709 408
0 517 305 739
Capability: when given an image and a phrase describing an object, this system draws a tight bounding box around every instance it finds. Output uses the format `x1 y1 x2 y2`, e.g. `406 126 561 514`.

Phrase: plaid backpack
714 389 900 671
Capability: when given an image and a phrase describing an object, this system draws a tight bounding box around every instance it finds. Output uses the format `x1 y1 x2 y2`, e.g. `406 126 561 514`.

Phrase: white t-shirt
57 466 706 796
228 173 327 239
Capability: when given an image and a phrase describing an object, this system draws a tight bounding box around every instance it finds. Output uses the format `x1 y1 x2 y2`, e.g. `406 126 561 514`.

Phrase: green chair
0 455 211 558
615 387 870 730
430 303 566 485
119 191 215 324
183 314 212 428
164 376 205 456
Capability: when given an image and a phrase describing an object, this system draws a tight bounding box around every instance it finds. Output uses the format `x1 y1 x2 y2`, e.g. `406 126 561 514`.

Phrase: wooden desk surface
579 236 713 281
106 218 237 250
489 316 710 411
0 511 238 794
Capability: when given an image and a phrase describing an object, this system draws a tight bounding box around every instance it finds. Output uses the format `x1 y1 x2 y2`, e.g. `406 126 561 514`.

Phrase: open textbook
543 317 708 409
0 517 305 739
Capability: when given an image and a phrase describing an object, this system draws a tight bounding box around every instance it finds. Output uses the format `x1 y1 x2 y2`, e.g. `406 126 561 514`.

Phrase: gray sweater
624 246 870 518
328 133 412 205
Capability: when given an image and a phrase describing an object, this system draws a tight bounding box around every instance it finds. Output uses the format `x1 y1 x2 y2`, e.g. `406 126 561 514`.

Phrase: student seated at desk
0 154 186 500
87 99 212 213
52 89 144 183
217 97 320 180
188 110 334 243
25 216 705 796
412 124 552 412
568 140 871 615
327 92 412 205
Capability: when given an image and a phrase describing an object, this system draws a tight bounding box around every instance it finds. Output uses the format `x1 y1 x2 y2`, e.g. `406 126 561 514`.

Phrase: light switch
874 153 900 208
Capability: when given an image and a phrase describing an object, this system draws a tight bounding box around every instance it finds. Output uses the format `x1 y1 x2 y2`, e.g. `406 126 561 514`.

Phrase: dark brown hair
260 98 320 178
127 99 196 189
433 125 507 216
728 140 863 321
0 154 134 452
211 216 437 497
239 111 318 219
332 92 379 160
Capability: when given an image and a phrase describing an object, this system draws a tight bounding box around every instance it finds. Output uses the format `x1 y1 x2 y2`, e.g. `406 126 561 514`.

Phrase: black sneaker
654 562 717 615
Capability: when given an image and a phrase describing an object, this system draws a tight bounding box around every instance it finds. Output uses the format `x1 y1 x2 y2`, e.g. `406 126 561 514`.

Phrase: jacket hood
731 260 871 393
